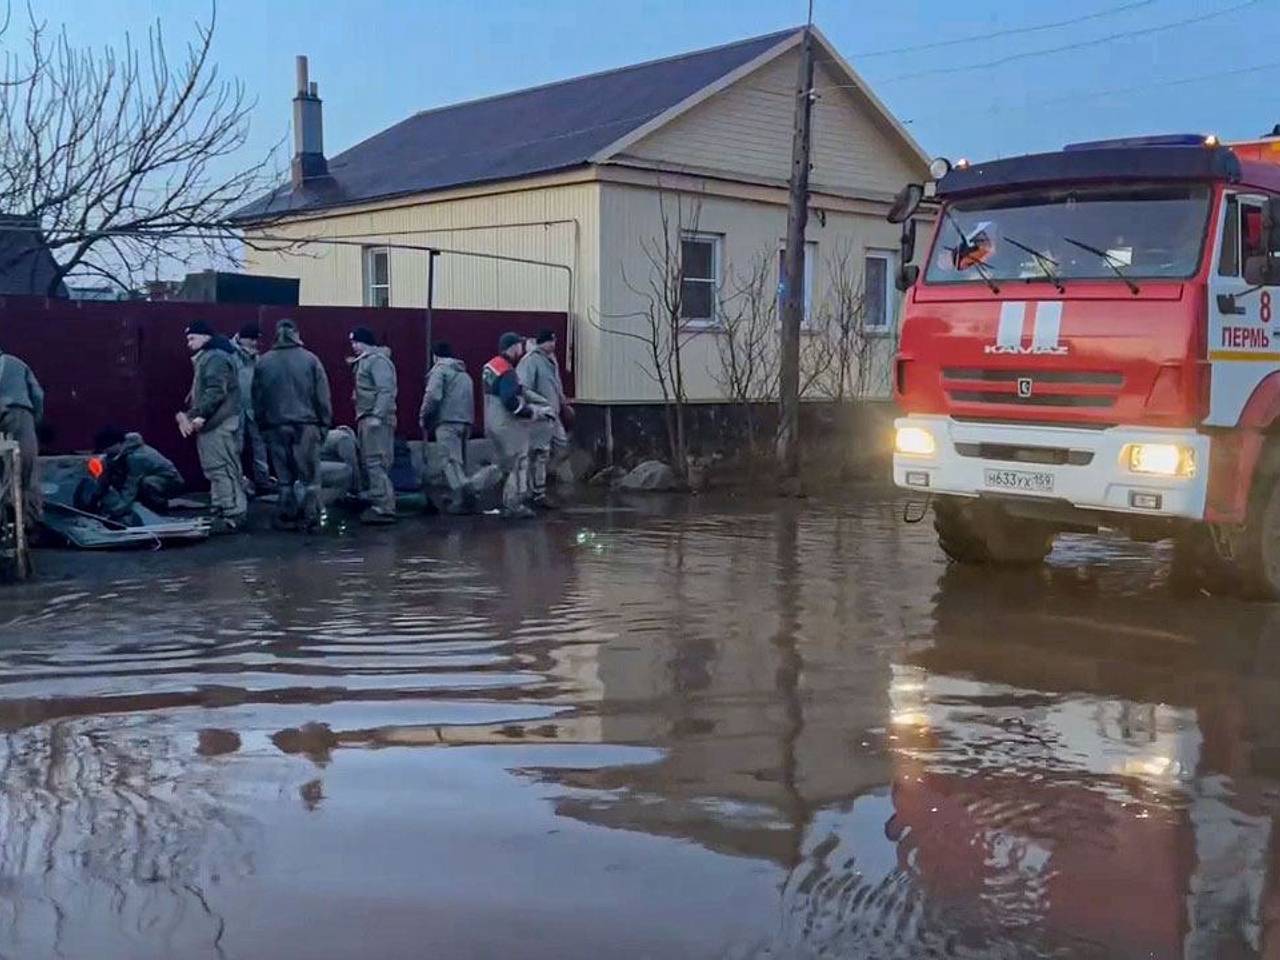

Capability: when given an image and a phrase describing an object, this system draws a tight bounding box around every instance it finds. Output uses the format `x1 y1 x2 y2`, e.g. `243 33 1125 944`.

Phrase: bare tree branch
587 185 705 480
0 2 285 296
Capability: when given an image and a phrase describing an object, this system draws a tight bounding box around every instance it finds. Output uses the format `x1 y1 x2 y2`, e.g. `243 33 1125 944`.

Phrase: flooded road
2 487 1279 959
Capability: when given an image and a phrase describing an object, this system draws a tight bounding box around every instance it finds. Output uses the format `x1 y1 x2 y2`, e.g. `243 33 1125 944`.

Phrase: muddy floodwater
3 488 1280 959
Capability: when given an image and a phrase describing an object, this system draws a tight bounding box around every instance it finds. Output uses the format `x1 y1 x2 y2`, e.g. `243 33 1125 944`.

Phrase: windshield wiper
941 207 1000 293
1062 236 1140 295
1003 235 1065 293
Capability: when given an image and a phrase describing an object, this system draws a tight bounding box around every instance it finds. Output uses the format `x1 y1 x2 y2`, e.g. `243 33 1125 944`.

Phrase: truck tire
933 497 1054 566
1170 525 1234 596
1236 451 1280 600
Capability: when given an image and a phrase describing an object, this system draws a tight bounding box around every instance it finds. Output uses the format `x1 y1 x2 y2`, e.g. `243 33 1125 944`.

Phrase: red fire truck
889 132 1280 596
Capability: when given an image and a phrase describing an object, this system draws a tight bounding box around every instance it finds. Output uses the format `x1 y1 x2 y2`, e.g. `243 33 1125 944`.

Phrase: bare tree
810 242 892 402
0 4 280 295
591 190 705 482
710 250 780 456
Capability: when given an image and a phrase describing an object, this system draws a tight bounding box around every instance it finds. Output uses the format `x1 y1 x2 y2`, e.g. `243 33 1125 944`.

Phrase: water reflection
3 494 1280 958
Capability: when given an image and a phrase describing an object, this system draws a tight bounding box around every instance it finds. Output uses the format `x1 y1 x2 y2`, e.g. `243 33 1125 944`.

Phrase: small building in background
176 271 299 305
0 215 67 299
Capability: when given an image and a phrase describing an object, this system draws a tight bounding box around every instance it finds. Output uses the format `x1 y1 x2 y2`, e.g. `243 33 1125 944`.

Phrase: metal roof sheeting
236 28 800 221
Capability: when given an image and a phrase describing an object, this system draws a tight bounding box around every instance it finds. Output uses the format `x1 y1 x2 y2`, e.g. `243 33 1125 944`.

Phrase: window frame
363 245 392 308
679 231 723 328
1217 195 1241 277
863 248 898 334
777 240 818 327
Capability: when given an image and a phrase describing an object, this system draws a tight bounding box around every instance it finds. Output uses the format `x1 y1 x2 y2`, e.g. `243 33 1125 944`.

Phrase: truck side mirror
895 264 920 292
899 219 917 263
888 184 924 224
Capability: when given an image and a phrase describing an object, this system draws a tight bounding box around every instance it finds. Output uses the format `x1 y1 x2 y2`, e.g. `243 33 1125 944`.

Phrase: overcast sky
18 0 1280 178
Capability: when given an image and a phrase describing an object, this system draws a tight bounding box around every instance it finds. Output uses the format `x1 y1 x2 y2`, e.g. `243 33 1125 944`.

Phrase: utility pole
425 248 440 360
776 20 815 496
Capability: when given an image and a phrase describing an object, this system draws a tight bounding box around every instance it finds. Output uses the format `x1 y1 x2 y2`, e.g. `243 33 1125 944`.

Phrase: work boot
360 508 397 525
209 515 243 536
500 504 537 520
271 513 300 532
530 494 554 511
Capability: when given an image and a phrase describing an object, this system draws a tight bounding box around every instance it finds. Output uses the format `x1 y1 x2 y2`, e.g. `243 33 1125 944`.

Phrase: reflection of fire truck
888 133 1280 596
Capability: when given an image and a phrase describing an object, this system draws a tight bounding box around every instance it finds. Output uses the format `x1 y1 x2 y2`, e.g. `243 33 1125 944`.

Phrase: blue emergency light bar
1064 134 1212 151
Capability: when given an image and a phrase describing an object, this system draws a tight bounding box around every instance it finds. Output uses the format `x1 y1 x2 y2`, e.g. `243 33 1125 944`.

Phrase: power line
901 58 1280 125
848 0 1159 58
877 0 1262 83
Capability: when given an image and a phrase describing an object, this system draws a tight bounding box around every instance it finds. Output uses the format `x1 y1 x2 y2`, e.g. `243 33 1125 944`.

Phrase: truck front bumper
892 415 1210 521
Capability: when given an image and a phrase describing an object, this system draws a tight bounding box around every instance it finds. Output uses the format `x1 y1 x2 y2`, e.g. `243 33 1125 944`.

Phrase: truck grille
942 368 1123 409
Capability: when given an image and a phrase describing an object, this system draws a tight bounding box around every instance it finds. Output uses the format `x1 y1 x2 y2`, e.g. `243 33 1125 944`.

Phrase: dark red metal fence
0 296 568 483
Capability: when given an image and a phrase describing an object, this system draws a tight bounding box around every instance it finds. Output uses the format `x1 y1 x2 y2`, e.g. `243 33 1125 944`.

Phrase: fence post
0 437 30 582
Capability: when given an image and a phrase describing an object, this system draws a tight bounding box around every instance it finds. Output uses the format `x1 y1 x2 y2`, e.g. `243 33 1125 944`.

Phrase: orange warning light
87 457 104 479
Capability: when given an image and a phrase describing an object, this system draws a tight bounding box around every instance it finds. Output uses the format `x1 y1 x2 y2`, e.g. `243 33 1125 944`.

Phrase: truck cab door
1206 192 1275 426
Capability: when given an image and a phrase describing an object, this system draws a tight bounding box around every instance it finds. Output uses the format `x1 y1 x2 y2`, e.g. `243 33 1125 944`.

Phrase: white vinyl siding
619 48 923 200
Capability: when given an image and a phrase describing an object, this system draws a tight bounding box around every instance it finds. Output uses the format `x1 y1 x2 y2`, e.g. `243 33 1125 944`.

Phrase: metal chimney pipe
291 55 327 187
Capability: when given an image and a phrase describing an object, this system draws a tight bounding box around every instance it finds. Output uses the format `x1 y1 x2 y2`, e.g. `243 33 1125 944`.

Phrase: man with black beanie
349 326 398 524
177 320 245 533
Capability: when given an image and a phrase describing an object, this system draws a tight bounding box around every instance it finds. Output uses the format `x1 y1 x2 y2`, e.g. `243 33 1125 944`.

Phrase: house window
777 241 818 324
363 246 391 307
864 251 897 333
680 233 721 326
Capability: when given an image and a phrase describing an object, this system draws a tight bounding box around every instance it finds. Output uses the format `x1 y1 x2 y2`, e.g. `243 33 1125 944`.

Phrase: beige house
239 27 930 407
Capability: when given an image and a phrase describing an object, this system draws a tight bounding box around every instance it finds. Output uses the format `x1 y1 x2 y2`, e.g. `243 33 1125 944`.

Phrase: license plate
983 468 1054 493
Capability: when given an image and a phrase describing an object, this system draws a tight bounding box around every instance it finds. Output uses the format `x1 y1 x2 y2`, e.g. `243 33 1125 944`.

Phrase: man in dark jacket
483 332 552 520
349 326 398 524
419 341 476 513
254 319 333 530
87 426 184 522
232 322 272 493
0 345 44 526
177 320 245 533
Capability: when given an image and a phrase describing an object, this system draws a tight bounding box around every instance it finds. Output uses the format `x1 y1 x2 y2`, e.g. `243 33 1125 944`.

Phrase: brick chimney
291 56 328 188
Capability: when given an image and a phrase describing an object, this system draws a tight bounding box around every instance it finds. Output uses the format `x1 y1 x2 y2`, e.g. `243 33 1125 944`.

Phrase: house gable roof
236 28 803 221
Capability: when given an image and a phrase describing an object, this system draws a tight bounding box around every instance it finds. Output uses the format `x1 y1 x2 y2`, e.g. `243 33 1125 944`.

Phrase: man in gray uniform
232 322 272 494
483 332 552 520
0 344 44 527
253 319 333 531
516 329 573 508
419 341 476 513
88 426 184 522
349 326 398 524
177 320 245 533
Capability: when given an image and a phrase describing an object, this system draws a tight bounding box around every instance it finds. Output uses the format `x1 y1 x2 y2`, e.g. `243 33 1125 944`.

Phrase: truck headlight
1125 443 1196 477
895 426 937 457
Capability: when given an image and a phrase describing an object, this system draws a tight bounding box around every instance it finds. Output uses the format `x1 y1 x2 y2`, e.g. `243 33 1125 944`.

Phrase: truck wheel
1237 468 1280 601
1171 526 1234 596
934 497 1054 566
933 497 990 563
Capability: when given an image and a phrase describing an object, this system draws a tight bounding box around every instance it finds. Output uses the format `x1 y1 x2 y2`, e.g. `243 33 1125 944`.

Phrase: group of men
0 319 572 538
199 319 572 530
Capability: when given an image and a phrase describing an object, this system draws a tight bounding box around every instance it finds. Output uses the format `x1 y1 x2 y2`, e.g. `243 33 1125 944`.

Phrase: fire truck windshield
925 183 1211 285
